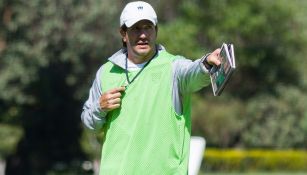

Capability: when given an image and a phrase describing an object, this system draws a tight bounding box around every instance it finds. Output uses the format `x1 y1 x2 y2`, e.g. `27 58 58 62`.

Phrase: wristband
203 54 213 70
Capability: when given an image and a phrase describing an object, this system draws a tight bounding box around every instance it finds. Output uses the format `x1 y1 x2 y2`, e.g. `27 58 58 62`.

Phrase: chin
135 48 152 55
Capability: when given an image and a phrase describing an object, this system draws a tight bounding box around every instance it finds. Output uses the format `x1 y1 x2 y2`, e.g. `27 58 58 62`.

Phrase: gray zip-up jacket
81 45 211 131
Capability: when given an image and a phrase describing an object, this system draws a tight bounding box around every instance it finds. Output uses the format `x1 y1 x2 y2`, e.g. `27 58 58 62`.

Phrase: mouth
136 40 149 46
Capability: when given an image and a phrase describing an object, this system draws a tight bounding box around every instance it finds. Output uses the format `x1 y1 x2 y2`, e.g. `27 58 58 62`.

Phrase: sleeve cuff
199 53 211 74
93 100 107 118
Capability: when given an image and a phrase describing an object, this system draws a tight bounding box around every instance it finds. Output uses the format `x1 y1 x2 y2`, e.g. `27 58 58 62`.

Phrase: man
81 1 221 174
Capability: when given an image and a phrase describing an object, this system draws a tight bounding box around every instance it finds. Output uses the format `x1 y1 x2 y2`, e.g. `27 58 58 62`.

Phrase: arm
173 55 210 94
174 49 221 94
81 67 107 131
81 66 125 131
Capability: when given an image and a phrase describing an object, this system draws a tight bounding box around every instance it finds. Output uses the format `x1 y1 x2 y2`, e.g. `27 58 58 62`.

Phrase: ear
119 28 127 42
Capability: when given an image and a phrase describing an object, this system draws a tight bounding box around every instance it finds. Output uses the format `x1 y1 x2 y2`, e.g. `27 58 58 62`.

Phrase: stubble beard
131 43 155 63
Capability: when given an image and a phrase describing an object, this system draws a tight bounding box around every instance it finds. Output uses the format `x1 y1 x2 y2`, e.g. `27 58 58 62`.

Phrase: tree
158 0 307 148
242 86 307 148
0 0 123 174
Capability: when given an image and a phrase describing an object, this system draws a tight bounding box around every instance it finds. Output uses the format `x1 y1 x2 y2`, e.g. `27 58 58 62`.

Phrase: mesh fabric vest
99 50 191 175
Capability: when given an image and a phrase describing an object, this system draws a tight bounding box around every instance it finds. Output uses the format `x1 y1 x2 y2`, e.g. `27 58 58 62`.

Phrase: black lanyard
125 49 158 85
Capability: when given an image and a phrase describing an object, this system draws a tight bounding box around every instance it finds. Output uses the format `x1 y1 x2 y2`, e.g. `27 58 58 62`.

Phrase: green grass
200 172 307 175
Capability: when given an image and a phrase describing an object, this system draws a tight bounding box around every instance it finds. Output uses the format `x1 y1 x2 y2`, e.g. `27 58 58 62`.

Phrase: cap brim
125 18 156 28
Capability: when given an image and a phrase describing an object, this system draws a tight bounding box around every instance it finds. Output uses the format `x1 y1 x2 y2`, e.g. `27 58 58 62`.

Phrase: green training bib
99 50 191 175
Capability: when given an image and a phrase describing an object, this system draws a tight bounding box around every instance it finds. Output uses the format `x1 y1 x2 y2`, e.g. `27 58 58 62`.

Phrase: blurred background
0 0 307 174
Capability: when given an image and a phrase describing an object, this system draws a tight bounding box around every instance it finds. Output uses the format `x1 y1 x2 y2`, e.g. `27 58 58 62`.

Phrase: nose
139 29 147 38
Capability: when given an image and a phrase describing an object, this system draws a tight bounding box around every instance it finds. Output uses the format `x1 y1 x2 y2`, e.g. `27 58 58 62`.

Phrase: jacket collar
108 44 165 69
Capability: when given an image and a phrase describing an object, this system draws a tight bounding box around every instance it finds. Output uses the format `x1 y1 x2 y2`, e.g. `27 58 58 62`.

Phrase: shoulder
172 55 193 67
96 61 116 79
99 48 126 74
156 48 194 70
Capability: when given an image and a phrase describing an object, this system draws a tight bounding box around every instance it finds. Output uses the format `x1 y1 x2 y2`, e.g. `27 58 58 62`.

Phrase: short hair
121 24 128 47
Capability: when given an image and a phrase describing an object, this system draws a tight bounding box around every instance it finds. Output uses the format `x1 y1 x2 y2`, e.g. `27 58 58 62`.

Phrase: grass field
201 172 307 175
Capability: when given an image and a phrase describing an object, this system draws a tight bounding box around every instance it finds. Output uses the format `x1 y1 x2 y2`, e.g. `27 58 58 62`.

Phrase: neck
128 47 157 64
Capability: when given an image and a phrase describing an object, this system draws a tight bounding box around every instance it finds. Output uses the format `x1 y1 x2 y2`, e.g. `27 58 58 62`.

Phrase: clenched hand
207 48 222 66
99 87 125 111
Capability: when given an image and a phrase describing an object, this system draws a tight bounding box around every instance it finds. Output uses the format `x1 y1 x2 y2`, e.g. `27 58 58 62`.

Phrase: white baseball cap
120 1 158 28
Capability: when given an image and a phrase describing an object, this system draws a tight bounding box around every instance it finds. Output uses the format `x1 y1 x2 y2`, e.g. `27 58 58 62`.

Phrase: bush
203 148 307 172
0 124 23 158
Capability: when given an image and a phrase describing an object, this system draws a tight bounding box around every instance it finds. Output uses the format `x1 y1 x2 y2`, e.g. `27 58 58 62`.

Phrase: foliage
191 95 245 147
204 148 307 172
242 86 307 148
191 85 307 149
201 173 307 175
80 128 102 160
0 124 23 158
158 19 204 59
0 0 123 174
0 0 122 105
175 0 306 97
173 0 307 148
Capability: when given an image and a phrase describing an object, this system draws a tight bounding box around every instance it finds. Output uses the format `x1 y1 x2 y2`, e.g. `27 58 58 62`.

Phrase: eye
144 25 154 30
